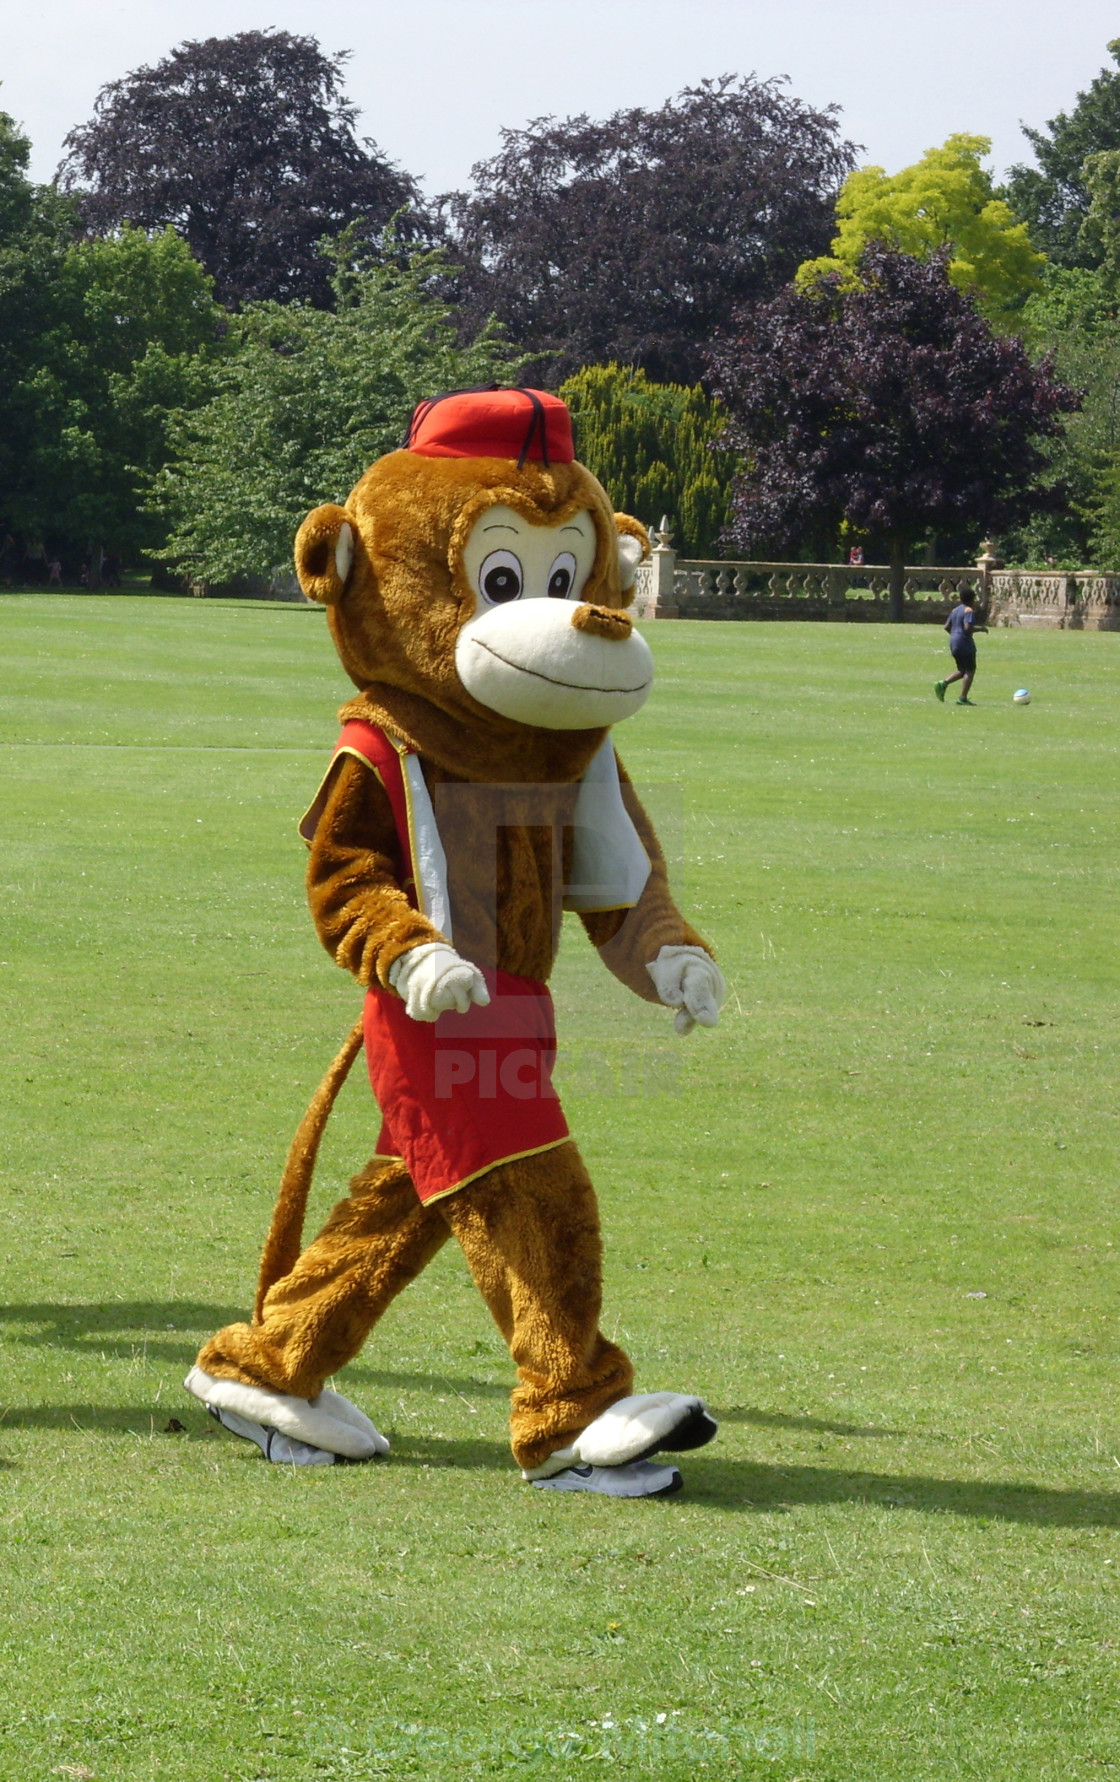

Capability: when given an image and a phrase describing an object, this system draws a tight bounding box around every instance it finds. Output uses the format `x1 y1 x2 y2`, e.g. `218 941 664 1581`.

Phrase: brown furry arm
579 756 713 1003
306 754 444 989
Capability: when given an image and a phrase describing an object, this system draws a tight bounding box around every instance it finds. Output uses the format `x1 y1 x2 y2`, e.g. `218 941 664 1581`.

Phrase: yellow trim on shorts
420 1136 570 1206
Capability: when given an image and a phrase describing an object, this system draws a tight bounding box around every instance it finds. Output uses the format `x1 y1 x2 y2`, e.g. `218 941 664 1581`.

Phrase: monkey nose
570 603 633 641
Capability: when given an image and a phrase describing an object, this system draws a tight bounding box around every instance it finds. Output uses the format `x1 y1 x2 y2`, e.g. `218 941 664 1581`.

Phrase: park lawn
0 593 1118 1782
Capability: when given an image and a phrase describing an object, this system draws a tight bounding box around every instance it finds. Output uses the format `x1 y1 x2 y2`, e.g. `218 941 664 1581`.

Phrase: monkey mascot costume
186 387 726 1497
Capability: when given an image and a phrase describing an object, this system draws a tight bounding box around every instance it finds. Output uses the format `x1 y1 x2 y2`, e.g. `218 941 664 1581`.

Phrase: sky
2 0 1117 197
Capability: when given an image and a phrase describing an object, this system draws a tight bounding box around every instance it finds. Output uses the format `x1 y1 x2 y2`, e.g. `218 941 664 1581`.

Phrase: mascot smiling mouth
456 596 654 729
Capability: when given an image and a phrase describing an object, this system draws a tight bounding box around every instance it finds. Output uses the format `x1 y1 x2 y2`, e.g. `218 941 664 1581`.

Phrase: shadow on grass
0 1403 513 1468
2 1404 1117 1529
682 1453 1120 1528
0 1300 247 1367
381 1444 1120 1527
715 1404 905 1439
1 1403 218 1435
0 1302 515 1398
5 1307 1117 1528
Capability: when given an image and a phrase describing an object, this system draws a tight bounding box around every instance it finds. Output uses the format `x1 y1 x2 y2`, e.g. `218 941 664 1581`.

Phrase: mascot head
293 387 652 733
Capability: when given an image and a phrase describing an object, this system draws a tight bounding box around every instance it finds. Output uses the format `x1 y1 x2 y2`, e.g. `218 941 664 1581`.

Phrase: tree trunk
888 536 906 623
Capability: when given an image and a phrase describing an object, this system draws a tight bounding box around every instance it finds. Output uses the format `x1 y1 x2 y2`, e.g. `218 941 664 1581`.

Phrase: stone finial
976 538 1003 570
653 514 674 551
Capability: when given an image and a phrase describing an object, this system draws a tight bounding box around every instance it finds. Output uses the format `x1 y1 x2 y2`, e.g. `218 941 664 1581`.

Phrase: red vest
305 720 569 1205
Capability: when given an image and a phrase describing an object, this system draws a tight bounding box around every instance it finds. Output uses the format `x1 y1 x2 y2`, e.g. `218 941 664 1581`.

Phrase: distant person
47 556 62 586
22 540 46 586
848 545 864 566
935 590 986 705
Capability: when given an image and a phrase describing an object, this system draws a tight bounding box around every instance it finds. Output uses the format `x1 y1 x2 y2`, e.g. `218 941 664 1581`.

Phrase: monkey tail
254 1014 366 1322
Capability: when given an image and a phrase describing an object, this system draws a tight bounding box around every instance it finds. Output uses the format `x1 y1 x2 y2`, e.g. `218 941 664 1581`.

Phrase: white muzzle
455 600 653 729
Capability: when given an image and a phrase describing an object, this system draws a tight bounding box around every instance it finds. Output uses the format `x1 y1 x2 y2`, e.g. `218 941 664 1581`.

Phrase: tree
447 76 855 386
0 109 76 536
798 135 1043 328
559 364 736 556
1004 40 1120 268
0 120 214 566
57 30 421 309
1079 149 1120 297
1079 449 1120 567
1001 266 1118 565
707 246 1078 617
14 224 222 561
1006 262 1120 568
149 242 519 584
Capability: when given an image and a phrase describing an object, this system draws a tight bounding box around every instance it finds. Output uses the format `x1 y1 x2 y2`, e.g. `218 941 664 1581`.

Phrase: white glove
388 942 490 1022
646 944 726 1036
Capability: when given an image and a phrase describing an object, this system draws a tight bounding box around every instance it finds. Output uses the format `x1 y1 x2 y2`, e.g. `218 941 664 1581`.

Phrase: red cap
404 386 574 466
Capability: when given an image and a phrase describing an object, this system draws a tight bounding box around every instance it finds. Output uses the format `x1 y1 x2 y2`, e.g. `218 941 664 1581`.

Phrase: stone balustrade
985 570 1120 630
631 531 1120 629
632 556 988 622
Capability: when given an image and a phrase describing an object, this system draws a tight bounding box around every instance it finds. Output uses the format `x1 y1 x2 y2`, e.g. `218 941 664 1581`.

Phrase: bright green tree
20 224 222 557
558 363 736 557
797 134 1044 327
0 103 224 567
149 242 519 583
0 108 76 537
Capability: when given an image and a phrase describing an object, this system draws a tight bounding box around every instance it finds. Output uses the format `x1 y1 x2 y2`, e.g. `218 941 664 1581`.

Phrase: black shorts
952 649 976 672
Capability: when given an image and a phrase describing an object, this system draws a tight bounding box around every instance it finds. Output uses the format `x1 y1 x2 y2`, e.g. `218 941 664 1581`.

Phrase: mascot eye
547 552 578 599
479 550 523 604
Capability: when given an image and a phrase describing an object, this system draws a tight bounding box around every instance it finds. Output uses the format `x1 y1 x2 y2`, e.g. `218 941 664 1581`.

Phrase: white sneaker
531 1460 682 1497
184 1365 388 1460
207 1404 361 1466
523 1391 718 1481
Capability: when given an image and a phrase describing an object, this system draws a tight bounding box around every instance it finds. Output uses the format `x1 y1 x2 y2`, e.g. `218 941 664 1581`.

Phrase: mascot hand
646 944 726 1036
388 942 491 1022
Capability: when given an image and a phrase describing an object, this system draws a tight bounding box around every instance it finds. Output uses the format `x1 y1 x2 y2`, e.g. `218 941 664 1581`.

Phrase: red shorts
363 970 570 1204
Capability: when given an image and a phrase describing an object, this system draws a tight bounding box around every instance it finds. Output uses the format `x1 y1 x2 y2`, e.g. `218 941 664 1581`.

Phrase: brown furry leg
442 1141 634 1472
195 1158 449 1399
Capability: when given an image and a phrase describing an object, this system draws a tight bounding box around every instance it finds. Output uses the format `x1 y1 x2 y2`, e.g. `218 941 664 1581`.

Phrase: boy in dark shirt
935 591 986 705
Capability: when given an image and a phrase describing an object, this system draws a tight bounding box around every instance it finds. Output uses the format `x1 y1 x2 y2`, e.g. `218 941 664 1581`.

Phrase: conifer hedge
559 364 736 557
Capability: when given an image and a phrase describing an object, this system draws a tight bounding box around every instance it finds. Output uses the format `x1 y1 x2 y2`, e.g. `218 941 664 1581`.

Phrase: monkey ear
294 504 355 604
614 513 650 596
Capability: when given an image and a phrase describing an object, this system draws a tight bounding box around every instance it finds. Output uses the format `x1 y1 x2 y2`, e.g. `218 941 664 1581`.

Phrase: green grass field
1 595 1119 1781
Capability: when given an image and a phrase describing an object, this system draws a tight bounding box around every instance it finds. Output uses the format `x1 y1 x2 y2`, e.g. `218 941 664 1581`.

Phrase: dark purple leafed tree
707 246 1079 617
447 76 856 386
57 30 421 310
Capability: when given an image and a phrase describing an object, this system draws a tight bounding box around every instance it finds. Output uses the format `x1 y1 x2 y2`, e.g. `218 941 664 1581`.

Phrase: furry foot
531 1460 683 1498
184 1365 388 1461
523 1391 717 1481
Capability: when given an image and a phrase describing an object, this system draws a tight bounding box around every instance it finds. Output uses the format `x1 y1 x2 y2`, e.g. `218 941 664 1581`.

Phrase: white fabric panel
402 751 453 942
398 734 647 935
563 737 651 913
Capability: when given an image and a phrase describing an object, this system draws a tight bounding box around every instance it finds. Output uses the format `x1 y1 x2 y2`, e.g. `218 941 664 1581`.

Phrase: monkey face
294 452 651 735
455 503 653 728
